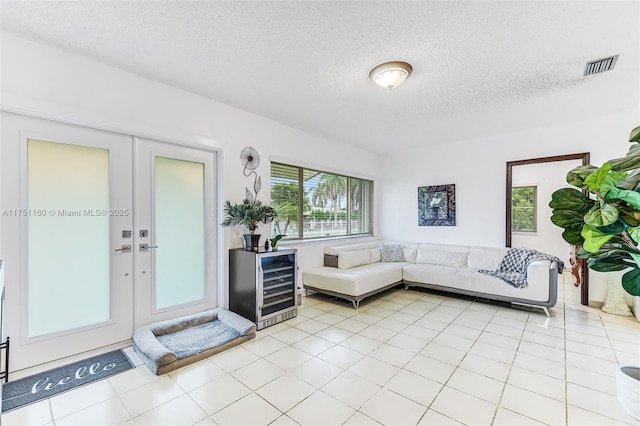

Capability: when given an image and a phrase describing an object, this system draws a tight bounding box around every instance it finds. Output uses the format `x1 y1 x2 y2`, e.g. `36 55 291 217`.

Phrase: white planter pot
617 365 640 421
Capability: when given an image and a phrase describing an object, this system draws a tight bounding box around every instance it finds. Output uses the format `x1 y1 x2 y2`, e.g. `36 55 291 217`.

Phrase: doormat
2 349 135 413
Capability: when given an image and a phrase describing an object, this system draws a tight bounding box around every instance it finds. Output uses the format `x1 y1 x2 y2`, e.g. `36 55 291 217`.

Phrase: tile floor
3 273 640 426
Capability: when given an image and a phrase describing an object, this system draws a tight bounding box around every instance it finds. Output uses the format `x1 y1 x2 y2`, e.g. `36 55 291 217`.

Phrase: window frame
511 185 537 233
270 161 374 240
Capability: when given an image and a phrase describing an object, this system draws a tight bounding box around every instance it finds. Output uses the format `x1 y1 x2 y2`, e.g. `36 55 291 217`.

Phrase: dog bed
133 308 256 375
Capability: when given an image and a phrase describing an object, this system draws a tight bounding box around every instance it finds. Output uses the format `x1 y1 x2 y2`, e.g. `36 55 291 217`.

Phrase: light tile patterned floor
4 273 640 425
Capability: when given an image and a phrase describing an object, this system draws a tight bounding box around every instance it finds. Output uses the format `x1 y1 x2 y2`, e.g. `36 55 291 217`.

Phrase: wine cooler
229 247 297 330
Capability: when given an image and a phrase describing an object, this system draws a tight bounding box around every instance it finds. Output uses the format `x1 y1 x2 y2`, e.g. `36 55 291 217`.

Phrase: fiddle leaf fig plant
550 125 640 296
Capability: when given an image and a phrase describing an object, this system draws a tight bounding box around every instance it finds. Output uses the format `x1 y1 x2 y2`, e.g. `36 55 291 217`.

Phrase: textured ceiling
1 1 638 153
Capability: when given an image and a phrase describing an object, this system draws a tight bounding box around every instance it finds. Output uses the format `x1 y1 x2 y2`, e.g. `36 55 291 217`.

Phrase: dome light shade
369 61 413 90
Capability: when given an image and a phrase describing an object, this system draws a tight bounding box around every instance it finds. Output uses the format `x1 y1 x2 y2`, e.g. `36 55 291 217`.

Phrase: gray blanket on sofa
479 247 564 288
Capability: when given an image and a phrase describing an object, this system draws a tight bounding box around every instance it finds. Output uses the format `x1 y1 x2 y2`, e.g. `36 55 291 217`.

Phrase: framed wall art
418 184 456 226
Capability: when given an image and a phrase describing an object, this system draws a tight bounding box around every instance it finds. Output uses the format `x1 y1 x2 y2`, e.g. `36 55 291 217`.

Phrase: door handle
115 245 132 253
139 243 158 252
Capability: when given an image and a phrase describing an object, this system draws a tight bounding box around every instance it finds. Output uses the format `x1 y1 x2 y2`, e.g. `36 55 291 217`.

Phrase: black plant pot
243 234 261 251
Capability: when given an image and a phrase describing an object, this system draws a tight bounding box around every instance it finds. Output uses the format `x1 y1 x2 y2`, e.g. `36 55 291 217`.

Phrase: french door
134 138 217 327
1 113 218 371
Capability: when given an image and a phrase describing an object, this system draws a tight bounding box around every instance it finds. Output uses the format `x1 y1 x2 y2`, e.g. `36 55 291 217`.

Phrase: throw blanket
479 247 565 288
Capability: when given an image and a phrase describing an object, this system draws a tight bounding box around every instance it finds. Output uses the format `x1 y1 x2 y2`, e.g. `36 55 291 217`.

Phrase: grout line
10 280 639 426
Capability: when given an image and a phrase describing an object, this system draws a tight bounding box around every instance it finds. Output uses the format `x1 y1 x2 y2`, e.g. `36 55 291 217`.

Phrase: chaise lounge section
302 240 560 315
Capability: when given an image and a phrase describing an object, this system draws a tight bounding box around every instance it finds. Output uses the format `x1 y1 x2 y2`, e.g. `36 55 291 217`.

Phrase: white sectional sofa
302 240 560 316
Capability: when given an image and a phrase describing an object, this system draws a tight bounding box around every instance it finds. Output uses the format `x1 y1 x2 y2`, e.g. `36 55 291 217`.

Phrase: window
270 162 373 239
511 186 537 232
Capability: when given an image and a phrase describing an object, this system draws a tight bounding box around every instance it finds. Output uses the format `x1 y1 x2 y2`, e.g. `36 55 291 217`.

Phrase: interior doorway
506 153 590 305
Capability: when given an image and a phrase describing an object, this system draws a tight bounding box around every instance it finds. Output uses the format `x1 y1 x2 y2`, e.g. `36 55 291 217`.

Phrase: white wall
2 32 638 313
0 32 380 307
378 112 639 306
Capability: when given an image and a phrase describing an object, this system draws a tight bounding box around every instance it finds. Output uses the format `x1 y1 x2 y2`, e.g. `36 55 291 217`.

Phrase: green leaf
626 143 640 158
549 188 594 243
550 209 586 229
579 246 640 274
629 126 640 143
627 227 640 244
609 143 640 172
606 187 640 209
566 165 597 189
584 163 612 191
615 169 640 190
609 157 640 173
622 268 640 296
616 204 640 227
588 255 633 272
584 203 619 227
596 219 628 235
562 228 585 246
549 188 594 214
599 171 627 196
578 244 625 258
617 238 640 255
581 224 614 252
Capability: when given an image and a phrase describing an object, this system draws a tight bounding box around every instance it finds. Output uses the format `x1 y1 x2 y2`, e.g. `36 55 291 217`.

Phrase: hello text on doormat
2 349 134 412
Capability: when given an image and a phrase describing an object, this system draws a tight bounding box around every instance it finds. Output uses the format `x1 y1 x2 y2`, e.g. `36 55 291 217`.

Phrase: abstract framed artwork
418 184 456 226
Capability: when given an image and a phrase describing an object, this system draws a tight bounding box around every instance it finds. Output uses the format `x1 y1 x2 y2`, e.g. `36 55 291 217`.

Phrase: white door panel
1 112 134 370
134 138 217 328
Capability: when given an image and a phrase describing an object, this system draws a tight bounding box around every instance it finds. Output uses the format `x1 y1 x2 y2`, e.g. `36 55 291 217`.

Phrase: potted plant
269 234 285 250
221 146 278 251
222 199 277 251
549 124 640 420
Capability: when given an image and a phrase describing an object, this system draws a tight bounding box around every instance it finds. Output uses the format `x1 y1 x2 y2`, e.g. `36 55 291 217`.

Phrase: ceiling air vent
584 55 619 76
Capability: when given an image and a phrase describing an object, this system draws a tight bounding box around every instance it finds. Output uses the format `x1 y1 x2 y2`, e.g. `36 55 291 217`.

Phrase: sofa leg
351 300 360 309
512 302 551 317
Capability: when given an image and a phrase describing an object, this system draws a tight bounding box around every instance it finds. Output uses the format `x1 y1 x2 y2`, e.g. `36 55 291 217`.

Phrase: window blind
270 162 373 239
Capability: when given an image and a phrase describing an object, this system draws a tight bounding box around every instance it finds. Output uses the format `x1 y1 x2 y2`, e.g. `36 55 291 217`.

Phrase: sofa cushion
467 246 509 270
403 263 550 302
380 241 418 263
403 245 419 263
338 249 372 269
324 241 381 256
369 247 382 263
380 243 404 262
416 246 468 267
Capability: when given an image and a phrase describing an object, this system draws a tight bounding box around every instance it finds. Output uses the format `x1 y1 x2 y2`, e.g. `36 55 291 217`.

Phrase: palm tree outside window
270 162 373 240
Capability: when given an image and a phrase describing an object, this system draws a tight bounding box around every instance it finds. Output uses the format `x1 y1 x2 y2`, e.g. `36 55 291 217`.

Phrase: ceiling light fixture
369 61 413 90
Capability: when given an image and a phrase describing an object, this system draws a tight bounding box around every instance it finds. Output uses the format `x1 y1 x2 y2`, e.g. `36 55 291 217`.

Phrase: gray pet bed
133 308 256 375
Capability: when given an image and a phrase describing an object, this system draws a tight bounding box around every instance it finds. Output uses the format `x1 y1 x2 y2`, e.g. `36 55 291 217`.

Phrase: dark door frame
506 153 591 305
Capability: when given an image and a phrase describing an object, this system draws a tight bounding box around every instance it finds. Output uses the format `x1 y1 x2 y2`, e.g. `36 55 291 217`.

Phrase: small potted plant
269 234 285 251
222 199 277 251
